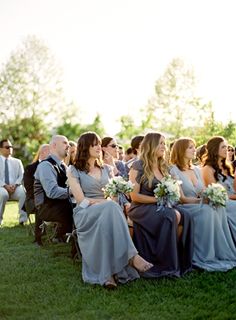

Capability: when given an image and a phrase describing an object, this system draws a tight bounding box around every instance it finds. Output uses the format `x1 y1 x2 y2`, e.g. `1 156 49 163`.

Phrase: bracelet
79 198 90 209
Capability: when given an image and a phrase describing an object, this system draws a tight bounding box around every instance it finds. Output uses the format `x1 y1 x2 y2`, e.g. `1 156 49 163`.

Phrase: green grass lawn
1 203 236 320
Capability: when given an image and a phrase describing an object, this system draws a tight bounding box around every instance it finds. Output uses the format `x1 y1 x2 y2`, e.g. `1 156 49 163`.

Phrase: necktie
5 158 10 184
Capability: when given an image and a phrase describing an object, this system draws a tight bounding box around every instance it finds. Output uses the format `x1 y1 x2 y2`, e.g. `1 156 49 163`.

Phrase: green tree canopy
56 113 105 142
0 35 69 164
149 57 212 137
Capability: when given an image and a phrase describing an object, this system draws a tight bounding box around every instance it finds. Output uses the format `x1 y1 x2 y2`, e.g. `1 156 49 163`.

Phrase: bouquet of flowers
103 176 134 199
153 175 182 209
202 183 228 208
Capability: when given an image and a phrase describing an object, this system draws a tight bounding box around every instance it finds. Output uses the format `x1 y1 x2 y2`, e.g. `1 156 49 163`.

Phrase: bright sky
0 0 236 135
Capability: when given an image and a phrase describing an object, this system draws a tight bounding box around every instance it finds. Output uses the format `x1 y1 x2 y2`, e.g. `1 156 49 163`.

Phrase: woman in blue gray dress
101 136 128 179
101 136 130 212
202 136 236 244
67 132 152 288
170 138 236 271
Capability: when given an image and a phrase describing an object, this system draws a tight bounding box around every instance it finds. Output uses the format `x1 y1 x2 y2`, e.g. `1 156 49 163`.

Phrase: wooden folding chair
66 228 82 262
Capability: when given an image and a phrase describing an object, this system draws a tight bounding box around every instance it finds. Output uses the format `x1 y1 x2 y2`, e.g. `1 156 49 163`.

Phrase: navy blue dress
128 160 193 278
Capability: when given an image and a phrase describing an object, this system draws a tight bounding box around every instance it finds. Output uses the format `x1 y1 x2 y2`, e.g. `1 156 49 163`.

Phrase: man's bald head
49 135 69 160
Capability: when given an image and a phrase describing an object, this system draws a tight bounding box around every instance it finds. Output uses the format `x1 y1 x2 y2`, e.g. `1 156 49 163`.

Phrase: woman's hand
104 151 115 165
201 197 209 204
89 198 108 205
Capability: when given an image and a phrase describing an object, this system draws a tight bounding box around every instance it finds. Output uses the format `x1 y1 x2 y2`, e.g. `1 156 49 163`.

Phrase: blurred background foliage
1 35 236 165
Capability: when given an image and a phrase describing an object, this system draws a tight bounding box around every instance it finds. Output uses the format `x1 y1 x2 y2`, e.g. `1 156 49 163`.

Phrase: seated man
0 139 27 226
23 144 50 244
34 135 73 242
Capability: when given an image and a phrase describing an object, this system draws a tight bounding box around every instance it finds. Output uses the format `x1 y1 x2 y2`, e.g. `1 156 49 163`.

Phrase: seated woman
67 131 152 288
170 138 236 271
194 144 207 167
227 145 236 173
234 170 236 192
202 136 236 244
128 132 193 278
64 140 77 166
101 136 128 179
102 136 130 213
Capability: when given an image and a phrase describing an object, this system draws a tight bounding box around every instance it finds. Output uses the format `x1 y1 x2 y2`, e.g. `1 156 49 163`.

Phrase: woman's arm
103 151 119 175
234 171 236 193
129 168 156 204
170 166 201 204
229 172 236 199
179 187 201 204
67 169 106 206
170 170 201 204
201 165 216 186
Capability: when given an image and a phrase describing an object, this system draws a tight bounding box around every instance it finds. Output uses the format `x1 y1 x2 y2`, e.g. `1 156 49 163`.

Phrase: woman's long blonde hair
140 132 168 187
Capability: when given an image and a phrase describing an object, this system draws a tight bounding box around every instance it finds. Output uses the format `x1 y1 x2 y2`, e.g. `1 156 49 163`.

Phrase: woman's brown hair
140 132 168 187
170 138 196 170
202 136 233 180
74 132 102 172
101 137 113 158
228 144 235 162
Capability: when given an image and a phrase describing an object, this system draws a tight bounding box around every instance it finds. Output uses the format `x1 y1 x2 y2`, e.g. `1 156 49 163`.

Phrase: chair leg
66 229 81 262
27 214 35 236
39 221 63 244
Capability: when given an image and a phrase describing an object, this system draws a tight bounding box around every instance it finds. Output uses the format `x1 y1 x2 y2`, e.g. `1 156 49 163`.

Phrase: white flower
103 176 134 198
203 183 228 208
153 175 181 207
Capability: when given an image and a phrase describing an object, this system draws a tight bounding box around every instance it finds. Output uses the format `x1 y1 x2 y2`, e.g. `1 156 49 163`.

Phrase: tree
0 35 67 123
116 115 140 144
116 107 159 147
0 35 68 164
149 57 212 137
56 113 105 142
0 116 50 166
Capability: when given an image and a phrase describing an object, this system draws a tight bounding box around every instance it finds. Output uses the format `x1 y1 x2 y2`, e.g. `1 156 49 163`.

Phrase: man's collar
49 154 62 166
0 155 10 160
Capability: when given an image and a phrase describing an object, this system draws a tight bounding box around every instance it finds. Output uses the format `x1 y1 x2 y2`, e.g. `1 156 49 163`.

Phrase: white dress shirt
0 155 24 186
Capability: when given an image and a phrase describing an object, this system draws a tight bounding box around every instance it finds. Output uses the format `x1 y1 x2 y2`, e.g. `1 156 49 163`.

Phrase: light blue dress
170 165 236 271
218 174 236 244
69 165 139 286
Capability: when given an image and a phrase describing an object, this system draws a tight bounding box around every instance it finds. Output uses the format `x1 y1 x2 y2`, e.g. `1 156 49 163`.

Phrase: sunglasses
3 146 13 149
108 144 118 148
228 148 234 152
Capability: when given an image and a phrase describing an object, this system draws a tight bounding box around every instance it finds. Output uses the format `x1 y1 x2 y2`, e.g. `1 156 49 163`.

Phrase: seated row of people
2 132 236 290
66 132 236 287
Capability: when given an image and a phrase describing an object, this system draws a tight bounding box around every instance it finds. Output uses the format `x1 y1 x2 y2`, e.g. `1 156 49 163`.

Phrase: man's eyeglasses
108 144 118 148
3 146 13 149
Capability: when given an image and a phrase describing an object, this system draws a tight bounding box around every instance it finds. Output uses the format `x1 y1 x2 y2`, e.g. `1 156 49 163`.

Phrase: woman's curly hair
202 136 233 181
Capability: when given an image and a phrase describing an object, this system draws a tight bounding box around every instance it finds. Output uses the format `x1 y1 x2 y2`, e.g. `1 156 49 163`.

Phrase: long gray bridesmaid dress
170 165 236 271
69 165 139 286
218 173 236 244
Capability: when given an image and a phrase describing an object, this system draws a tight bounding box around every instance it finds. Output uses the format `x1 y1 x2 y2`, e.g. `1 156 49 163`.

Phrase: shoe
19 217 28 224
104 277 117 289
51 237 64 244
19 213 28 224
19 222 24 226
33 239 43 247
